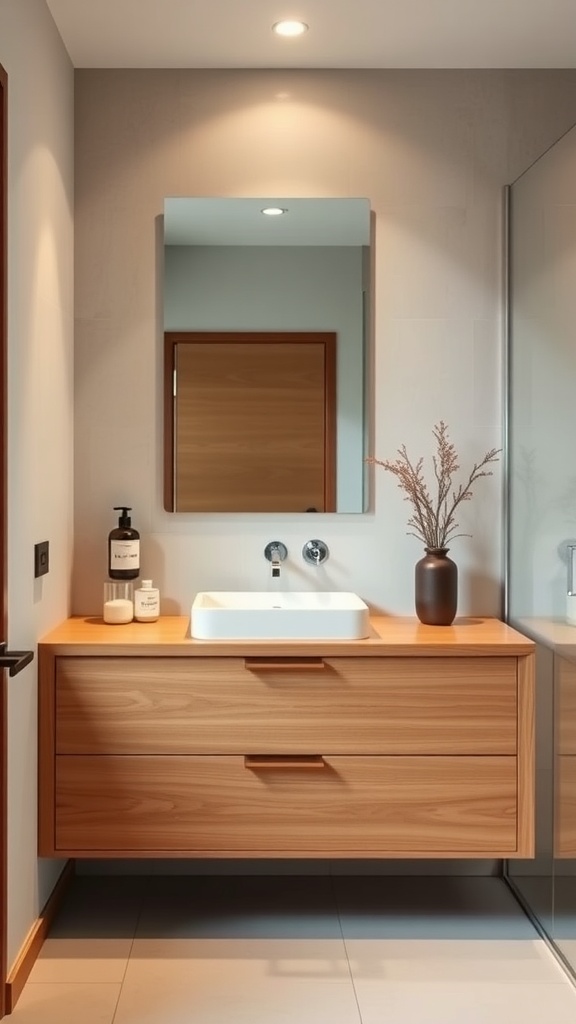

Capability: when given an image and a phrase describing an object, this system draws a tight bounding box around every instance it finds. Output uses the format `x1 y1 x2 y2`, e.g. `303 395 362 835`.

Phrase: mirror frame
163 197 371 514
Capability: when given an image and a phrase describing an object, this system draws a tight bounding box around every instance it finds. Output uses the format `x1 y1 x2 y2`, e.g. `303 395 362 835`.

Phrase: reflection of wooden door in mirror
164 332 336 512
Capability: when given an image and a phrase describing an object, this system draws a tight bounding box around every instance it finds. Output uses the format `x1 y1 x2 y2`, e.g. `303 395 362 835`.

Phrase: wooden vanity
37 616 535 859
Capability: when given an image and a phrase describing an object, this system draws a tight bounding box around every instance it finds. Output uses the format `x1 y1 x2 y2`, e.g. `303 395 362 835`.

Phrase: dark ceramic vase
414 547 458 625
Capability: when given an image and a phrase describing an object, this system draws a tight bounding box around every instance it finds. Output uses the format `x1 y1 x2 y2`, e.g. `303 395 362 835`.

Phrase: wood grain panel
556 754 576 858
54 755 518 856
55 655 518 756
38 617 535 862
554 655 576 857
516 653 535 856
170 333 336 512
557 654 576 755
38 614 537 658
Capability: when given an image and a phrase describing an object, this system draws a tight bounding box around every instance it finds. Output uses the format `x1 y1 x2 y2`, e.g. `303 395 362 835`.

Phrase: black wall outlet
34 541 49 578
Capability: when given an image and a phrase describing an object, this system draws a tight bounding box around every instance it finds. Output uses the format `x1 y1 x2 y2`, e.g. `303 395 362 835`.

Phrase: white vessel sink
191 591 370 640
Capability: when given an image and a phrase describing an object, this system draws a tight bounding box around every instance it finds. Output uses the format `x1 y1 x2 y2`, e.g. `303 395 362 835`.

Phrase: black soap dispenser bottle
108 506 140 580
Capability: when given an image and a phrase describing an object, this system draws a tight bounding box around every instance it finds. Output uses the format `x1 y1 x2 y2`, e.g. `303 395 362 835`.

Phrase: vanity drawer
53 754 518 856
55 655 518 756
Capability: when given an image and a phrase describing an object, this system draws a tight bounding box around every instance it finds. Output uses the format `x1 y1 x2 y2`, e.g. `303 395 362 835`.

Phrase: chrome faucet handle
302 539 329 566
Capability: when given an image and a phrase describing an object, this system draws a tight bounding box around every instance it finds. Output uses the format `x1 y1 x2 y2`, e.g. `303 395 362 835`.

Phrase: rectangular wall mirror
163 197 371 513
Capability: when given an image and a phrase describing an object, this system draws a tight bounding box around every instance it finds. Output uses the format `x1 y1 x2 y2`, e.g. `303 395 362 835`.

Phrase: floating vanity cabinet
37 616 535 859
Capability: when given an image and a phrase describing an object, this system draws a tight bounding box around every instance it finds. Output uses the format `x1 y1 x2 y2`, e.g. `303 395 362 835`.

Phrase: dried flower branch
366 421 501 549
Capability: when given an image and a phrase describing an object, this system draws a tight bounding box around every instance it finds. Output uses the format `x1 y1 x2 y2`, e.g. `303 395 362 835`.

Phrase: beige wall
74 70 576 618
0 0 74 967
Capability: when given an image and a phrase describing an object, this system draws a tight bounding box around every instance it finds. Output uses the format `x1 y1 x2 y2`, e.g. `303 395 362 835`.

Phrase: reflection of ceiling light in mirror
272 20 308 37
261 207 287 216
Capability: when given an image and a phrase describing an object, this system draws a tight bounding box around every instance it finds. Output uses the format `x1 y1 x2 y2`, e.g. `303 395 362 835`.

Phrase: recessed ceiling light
272 20 309 38
261 207 287 216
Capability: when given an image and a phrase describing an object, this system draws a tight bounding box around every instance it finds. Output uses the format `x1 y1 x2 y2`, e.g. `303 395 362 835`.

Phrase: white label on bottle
135 588 159 620
110 539 140 571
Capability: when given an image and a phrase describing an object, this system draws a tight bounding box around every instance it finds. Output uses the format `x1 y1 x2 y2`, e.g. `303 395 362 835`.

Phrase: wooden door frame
0 61 8 1021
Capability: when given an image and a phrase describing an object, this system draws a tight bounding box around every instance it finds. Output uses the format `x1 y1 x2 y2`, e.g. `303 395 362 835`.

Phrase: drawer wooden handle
244 658 326 671
244 755 326 770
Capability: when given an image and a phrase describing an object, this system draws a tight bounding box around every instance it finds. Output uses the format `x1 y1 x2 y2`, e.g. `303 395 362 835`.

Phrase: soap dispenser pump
108 506 140 581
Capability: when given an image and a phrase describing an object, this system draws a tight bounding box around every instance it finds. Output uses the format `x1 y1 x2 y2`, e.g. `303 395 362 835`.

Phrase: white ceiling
45 0 576 70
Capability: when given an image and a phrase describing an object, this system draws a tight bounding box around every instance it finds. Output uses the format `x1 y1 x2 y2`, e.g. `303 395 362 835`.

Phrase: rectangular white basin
191 591 370 640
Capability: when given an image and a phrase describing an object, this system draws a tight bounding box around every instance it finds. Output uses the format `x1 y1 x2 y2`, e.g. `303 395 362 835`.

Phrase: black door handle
0 643 34 676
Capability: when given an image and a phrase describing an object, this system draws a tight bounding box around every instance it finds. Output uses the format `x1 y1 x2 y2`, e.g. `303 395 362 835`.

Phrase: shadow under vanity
38 615 534 860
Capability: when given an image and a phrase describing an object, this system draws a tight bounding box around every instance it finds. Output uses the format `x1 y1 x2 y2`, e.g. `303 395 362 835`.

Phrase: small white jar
134 579 160 622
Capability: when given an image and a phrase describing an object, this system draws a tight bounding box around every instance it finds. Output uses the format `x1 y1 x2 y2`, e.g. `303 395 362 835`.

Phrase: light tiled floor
9 874 576 1023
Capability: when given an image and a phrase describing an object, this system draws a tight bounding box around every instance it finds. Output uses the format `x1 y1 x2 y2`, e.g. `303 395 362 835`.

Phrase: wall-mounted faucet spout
264 541 288 578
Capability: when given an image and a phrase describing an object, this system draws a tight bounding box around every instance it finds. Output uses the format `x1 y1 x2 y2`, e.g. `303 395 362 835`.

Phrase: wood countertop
38 615 535 658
